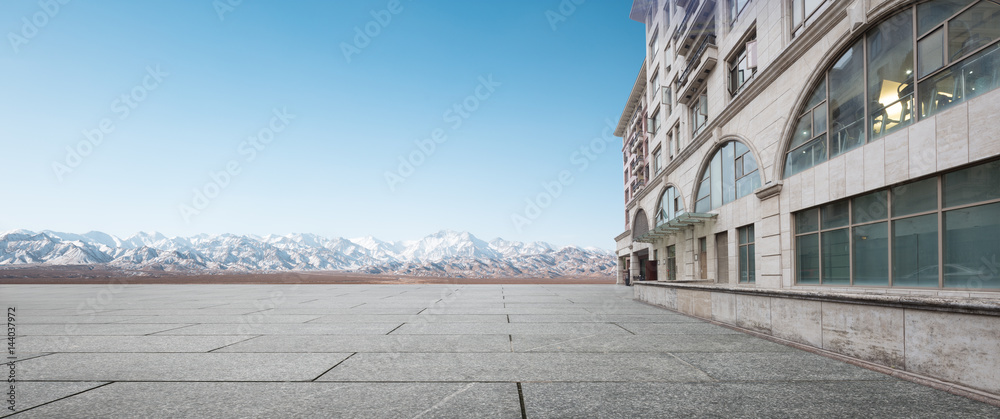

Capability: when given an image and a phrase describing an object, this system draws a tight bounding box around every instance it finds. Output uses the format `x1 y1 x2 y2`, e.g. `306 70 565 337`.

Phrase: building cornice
615 61 648 137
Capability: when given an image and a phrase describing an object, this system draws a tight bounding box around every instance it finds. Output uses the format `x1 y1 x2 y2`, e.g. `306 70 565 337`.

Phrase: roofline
614 60 647 137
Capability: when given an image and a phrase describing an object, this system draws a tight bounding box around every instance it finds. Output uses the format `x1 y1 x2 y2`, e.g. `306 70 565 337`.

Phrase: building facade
614 0 1000 402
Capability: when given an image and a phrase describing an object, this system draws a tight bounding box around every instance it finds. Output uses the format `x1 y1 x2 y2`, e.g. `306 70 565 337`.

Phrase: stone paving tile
12 316 151 324
421 307 594 315
16 335 254 353
115 315 323 324
508 314 699 323
216 334 511 353
151 323 402 335
616 322 744 335
521 381 1000 418
319 352 714 382
390 322 632 335
16 353 353 381
17 324 195 336
510 334 798 353
0 382 108 418
6 382 521 419
672 352 895 382
306 314 509 323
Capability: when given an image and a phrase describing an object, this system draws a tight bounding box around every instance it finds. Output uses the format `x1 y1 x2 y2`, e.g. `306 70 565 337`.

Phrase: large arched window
656 186 685 226
632 209 649 240
695 140 761 213
784 0 1000 178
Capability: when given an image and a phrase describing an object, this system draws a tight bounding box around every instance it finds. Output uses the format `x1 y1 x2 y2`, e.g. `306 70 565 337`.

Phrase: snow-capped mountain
0 229 614 278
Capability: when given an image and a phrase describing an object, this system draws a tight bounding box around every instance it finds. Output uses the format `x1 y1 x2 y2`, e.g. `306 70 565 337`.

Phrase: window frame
728 37 758 96
792 159 1000 290
738 224 756 283
690 90 708 136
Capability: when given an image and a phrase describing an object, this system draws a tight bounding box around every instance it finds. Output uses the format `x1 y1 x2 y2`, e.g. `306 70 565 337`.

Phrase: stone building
614 0 1000 402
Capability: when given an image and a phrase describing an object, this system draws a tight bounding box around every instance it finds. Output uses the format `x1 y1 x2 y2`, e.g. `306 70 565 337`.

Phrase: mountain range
0 229 615 278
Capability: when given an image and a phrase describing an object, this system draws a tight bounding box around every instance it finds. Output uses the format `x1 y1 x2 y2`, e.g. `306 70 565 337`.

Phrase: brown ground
0 266 615 285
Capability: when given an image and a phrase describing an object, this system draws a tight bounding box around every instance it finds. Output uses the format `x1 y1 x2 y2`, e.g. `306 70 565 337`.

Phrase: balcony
677 35 718 105
676 0 717 56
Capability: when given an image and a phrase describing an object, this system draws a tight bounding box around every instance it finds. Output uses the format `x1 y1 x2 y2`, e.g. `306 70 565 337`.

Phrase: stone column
630 252 640 284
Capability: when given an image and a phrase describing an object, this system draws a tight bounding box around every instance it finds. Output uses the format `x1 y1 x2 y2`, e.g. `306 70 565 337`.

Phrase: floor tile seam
0 381 114 418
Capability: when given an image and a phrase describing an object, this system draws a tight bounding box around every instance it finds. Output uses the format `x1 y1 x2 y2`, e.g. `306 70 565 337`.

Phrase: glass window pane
892 214 939 287
892 177 938 216
739 226 748 244
821 200 850 229
948 1 1000 61
748 243 756 283
796 209 820 233
853 190 889 223
722 143 736 205
742 148 758 174
789 114 813 150
853 222 889 285
918 62 961 117
796 234 820 284
918 28 945 78
696 197 711 213
813 102 828 135
919 43 1000 118
868 10 914 139
805 78 826 109
803 0 822 20
740 246 749 283
697 178 711 199
943 201 1000 289
963 44 1000 100
735 140 749 156
944 159 1000 207
711 151 723 210
829 40 866 157
736 174 759 198
918 0 975 36
793 0 803 28
821 228 851 284
784 135 827 178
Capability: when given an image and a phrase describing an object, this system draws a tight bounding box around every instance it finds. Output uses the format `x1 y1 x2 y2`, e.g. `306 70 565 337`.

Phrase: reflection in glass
784 135 826 178
918 28 945 78
943 159 1000 207
789 114 813 150
829 40 866 157
919 44 1000 118
821 200 850 229
796 209 820 233
918 0 974 36
944 202 1000 288
868 10 914 139
893 214 939 287
722 142 736 205
892 177 938 217
948 1 1000 61
853 222 889 285
853 190 889 223
797 234 820 284
822 228 850 284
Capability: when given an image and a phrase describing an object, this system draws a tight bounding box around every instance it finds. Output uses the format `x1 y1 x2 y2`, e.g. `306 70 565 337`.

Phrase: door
716 232 729 284
645 260 658 282
699 237 708 280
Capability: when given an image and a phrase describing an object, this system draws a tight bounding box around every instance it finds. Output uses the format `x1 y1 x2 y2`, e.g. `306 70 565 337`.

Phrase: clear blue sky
0 0 644 249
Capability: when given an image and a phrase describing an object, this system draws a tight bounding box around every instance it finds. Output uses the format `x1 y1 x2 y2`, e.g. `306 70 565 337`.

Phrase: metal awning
634 212 717 243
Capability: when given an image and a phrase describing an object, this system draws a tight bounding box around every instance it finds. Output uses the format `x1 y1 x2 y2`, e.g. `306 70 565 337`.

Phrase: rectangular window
730 0 750 25
728 37 758 95
650 108 661 135
690 91 708 135
738 224 755 283
792 158 1000 289
651 70 661 102
653 147 662 174
791 0 825 36
649 30 660 61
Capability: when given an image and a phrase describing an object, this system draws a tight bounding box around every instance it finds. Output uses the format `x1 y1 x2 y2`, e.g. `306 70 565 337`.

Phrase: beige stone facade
615 0 1000 401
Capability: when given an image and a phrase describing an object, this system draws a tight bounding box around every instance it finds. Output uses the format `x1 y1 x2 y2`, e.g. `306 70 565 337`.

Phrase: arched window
656 186 685 226
632 209 649 240
784 0 1000 178
695 140 761 213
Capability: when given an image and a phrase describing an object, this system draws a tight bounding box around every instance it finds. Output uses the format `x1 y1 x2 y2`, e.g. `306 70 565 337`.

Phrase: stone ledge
633 281 1000 317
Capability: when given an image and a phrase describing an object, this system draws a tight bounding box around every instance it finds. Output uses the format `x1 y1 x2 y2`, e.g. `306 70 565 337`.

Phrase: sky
0 0 645 249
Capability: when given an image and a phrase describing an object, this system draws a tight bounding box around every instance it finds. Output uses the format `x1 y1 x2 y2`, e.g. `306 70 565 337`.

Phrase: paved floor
1 284 997 418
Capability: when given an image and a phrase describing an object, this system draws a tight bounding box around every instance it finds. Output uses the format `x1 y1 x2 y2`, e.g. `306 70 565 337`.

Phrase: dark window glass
829 40 866 157
796 234 820 284
918 0 974 36
892 214 939 287
821 200 850 229
948 1 1000 61
796 208 820 233
892 177 938 217
943 201 1000 288
784 135 827 178
853 222 889 285
822 228 851 284
943 159 1000 207
853 190 889 223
